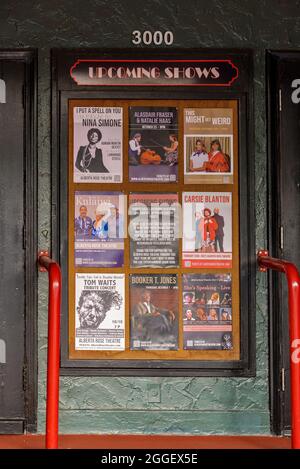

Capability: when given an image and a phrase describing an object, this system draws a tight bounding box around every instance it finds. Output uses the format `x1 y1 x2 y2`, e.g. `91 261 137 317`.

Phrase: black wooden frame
0 49 38 432
266 49 282 436
52 48 256 377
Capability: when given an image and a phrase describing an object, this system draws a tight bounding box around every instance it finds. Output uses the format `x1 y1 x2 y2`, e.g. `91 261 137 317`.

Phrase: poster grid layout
68 98 240 361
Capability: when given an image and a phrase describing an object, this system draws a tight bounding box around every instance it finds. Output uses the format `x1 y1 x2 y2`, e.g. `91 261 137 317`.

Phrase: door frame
0 50 38 433
266 50 300 435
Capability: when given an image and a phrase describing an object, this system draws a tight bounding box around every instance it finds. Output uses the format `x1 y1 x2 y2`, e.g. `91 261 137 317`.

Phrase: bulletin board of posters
52 49 255 376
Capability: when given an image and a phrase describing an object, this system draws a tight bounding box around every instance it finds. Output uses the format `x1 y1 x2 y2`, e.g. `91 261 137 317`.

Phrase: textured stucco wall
1 0 297 434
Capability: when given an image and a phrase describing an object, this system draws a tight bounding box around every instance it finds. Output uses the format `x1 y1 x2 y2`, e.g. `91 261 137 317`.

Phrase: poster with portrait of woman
182 273 232 350
73 106 123 183
74 191 125 267
75 273 125 351
182 192 232 268
184 108 234 184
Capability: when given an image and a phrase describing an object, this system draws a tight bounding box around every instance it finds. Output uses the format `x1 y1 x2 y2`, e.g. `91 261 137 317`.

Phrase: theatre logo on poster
73 106 123 183
75 273 125 351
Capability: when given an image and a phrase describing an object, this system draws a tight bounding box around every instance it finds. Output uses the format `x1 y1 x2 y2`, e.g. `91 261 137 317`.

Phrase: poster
73 106 123 183
74 191 125 267
130 274 178 350
128 193 179 268
75 273 125 351
182 192 232 268
128 106 178 182
184 108 234 184
182 274 232 350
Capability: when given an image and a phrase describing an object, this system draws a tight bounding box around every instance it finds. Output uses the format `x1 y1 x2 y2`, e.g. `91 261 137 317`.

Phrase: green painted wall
1 0 294 434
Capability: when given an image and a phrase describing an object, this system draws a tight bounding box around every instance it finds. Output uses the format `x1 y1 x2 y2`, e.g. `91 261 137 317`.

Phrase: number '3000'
132 30 174 46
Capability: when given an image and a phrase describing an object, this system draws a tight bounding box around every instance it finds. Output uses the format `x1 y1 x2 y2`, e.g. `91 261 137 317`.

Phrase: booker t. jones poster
130 274 178 351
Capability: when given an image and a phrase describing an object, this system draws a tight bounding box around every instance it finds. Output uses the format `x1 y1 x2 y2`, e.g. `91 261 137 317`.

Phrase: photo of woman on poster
220 308 232 321
75 128 109 174
195 307 208 321
163 134 178 166
221 292 232 306
207 292 220 304
128 133 142 165
183 292 195 305
203 208 218 251
183 309 195 321
91 204 109 239
207 308 219 321
206 139 230 173
195 207 225 253
189 139 209 172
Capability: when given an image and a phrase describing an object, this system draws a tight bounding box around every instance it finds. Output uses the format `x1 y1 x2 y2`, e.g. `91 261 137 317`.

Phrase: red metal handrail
257 250 300 449
38 250 61 450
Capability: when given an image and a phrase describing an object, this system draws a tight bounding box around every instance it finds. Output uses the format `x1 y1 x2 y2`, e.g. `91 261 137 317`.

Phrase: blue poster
74 191 125 267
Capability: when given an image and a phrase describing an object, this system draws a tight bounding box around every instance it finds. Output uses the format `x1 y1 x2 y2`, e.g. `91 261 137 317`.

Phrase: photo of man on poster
213 207 225 252
131 289 175 342
75 205 93 238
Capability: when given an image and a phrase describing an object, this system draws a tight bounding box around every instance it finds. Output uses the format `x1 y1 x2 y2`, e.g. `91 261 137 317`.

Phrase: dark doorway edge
266 50 297 436
0 49 38 433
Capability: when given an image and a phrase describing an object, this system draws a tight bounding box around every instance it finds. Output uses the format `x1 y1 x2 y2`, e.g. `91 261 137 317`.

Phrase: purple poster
128 106 178 182
182 273 233 350
74 191 125 267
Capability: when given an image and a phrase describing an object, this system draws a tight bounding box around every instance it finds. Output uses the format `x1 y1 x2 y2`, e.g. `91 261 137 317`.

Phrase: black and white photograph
73 106 123 183
75 273 125 351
